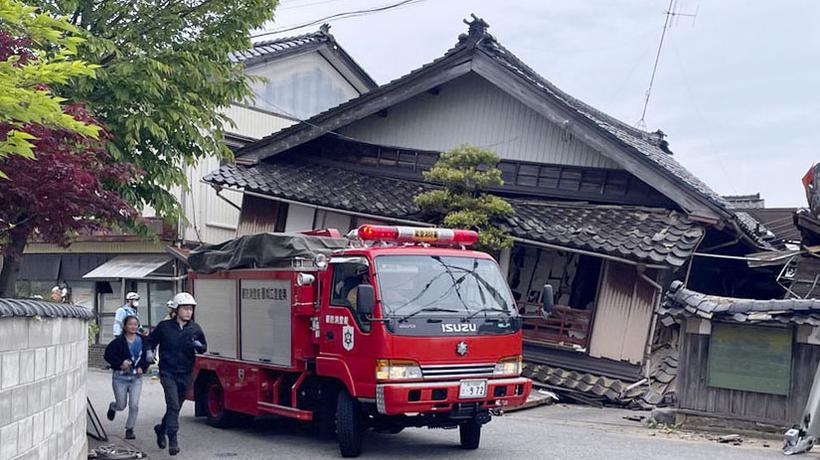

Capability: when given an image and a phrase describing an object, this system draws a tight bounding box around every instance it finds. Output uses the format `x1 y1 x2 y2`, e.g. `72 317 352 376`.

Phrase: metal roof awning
83 254 175 280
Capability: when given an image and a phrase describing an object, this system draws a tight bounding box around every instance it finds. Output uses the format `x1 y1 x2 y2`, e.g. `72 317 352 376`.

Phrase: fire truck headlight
493 355 522 376
376 359 423 381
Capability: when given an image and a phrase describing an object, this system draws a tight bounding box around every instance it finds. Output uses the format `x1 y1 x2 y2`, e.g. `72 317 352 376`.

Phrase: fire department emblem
456 341 468 356
342 325 355 351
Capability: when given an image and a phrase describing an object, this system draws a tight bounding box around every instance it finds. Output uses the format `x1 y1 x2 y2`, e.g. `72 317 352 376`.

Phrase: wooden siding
237 195 284 236
338 73 620 169
678 331 820 426
588 261 657 364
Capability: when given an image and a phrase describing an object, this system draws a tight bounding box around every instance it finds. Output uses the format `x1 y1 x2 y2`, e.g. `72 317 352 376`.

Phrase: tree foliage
0 0 98 176
0 102 137 295
415 145 514 250
30 0 278 219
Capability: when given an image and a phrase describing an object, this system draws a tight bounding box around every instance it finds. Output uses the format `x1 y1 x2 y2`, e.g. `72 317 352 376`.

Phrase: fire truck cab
187 225 545 457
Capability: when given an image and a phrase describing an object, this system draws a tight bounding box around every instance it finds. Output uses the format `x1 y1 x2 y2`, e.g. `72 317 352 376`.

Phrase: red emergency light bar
357 225 479 246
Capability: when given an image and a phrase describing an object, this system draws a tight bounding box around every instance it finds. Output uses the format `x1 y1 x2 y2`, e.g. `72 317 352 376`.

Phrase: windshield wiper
399 306 461 322
464 307 511 320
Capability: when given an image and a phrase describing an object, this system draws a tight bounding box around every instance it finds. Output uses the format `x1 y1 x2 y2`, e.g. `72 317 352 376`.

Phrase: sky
260 0 819 208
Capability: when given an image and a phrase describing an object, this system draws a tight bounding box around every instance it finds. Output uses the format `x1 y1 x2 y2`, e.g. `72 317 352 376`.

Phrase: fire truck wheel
336 391 363 458
205 377 237 428
459 421 481 450
316 392 337 439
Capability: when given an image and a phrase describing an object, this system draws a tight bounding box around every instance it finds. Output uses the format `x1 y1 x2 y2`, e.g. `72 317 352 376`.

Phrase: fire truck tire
336 391 363 458
205 377 239 428
459 421 481 450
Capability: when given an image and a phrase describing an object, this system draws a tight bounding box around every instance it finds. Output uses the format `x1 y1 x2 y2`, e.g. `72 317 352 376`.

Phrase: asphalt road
86 369 810 460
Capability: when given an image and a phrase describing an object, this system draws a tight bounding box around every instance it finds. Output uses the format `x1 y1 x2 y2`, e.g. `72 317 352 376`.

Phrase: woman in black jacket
104 315 151 439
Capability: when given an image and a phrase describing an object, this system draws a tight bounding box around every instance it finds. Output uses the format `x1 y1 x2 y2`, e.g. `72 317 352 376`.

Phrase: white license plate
459 380 487 399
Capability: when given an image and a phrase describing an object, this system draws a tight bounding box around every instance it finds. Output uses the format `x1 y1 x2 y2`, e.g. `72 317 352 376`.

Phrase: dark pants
159 372 192 434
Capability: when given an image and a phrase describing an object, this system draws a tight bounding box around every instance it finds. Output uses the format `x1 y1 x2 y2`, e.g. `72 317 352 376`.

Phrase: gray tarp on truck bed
188 233 348 274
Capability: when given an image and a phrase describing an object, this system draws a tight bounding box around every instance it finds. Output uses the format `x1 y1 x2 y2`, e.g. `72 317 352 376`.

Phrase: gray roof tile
0 298 95 320
206 160 705 266
659 280 820 324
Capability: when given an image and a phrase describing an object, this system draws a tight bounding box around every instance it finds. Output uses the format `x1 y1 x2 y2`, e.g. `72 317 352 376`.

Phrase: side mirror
541 284 555 319
356 284 375 318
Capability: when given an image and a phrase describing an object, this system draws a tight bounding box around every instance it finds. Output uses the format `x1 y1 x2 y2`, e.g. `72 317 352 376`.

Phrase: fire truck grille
420 363 495 380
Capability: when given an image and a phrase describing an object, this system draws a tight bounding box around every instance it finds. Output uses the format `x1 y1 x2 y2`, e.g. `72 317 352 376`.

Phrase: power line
278 0 353 11
252 0 426 38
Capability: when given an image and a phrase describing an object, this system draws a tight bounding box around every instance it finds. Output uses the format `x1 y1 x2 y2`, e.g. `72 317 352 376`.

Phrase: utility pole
637 0 698 130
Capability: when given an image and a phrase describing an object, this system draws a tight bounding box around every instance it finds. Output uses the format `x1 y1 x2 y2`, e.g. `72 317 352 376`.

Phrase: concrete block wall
0 316 89 460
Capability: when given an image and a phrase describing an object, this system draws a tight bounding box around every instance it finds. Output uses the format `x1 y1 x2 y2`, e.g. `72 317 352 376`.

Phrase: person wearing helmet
113 292 142 337
163 299 176 321
146 292 207 456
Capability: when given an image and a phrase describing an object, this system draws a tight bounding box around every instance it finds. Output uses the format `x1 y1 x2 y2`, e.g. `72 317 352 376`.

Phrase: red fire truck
186 225 552 457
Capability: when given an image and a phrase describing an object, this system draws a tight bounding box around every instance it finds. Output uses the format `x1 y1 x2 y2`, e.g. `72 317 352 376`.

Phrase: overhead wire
252 0 426 38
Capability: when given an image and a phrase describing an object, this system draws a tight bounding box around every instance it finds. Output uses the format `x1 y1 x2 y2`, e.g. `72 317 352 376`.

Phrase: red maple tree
0 33 138 296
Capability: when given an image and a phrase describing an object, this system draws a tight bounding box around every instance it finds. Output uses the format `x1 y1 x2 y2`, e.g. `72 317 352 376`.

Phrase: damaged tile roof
205 159 704 266
657 280 820 325
523 351 678 409
500 202 703 267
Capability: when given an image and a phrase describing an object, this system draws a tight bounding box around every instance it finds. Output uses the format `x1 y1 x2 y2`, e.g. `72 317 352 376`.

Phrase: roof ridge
250 28 330 49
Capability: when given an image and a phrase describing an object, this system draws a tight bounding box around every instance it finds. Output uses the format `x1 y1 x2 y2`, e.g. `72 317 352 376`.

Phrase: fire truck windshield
374 255 517 319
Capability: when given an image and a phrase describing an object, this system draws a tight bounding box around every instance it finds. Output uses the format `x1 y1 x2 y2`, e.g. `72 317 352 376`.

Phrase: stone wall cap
0 298 95 320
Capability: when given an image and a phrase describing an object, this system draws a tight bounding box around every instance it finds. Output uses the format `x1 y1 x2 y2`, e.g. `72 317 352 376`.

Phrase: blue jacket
104 334 151 374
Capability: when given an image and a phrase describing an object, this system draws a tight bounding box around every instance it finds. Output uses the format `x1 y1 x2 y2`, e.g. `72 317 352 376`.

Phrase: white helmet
172 292 197 309
126 292 140 301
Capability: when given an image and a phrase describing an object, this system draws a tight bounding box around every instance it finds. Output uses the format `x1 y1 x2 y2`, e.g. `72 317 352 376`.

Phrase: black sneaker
125 428 135 440
154 424 167 449
168 432 180 456
106 407 115 421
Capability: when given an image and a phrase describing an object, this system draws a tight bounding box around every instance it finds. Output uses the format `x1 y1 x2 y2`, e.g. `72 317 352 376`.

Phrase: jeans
158 372 192 434
109 372 142 430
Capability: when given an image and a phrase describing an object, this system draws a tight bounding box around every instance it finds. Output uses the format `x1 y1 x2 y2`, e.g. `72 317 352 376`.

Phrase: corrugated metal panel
181 156 241 244
588 261 655 364
82 254 170 279
221 104 296 139
339 73 619 169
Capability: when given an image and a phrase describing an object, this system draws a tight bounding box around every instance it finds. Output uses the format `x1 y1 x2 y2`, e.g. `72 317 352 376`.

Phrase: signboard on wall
707 323 792 396
240 279 292 366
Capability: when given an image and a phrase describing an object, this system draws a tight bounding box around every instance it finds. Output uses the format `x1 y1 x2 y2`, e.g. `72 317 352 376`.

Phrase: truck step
257 401 314 421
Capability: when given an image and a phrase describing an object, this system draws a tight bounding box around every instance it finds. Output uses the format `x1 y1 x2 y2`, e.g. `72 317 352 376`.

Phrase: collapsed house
204 17 776 407
658 281 820 426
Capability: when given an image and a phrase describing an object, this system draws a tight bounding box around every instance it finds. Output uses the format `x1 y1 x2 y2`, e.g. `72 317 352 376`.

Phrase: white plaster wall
0 317 89 460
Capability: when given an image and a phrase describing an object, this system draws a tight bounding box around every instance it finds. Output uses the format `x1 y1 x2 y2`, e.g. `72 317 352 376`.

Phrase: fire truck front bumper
374 377 532 416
